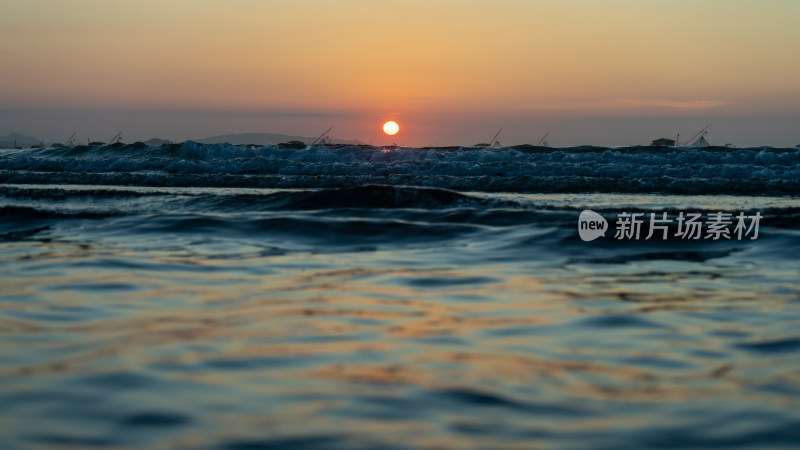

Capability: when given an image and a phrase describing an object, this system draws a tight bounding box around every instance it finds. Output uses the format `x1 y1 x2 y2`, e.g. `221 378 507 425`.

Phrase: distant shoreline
2 132 798 150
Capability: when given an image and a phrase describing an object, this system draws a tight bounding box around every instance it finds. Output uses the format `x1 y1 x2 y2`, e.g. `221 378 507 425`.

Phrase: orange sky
2 0 799 146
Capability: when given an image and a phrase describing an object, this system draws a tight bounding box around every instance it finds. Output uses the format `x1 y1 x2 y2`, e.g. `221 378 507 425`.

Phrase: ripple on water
734 337 800 354
576 314 669 329
1 187 799 449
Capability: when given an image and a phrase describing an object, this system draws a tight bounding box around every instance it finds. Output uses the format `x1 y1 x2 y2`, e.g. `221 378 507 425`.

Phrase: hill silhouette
0 133 41 148
197 132 364 146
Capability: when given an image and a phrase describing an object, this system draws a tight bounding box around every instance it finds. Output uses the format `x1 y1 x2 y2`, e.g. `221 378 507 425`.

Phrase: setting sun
382 121 400 136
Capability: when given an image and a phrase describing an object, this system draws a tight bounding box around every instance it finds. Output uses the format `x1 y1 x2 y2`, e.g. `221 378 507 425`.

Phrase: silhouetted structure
278 140 306 149
651 138 676 147
475 128 503 147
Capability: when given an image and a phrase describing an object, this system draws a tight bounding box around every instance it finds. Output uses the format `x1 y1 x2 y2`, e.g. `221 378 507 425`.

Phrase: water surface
1 143 799 448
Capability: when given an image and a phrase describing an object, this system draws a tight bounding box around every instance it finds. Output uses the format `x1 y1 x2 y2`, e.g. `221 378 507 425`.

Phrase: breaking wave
2 142 800 194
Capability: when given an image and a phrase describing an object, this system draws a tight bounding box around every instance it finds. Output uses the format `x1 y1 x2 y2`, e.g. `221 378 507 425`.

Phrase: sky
1 0 799 147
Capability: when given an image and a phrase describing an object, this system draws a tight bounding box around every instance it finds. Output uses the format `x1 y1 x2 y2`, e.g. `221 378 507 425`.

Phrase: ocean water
1 143 799 449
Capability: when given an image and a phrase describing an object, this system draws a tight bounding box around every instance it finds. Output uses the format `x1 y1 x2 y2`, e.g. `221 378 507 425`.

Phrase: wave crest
3 143 800 194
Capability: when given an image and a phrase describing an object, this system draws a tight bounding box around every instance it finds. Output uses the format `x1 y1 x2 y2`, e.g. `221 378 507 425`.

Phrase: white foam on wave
2 143 800 194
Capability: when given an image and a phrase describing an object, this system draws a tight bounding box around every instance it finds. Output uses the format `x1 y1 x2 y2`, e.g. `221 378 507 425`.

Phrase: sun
382 121 400 136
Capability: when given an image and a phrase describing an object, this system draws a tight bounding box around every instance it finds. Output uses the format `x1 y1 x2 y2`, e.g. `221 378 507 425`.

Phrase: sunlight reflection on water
1 189 800 448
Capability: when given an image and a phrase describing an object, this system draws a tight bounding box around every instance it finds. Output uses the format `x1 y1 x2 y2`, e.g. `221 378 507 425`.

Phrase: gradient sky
2 0 799 146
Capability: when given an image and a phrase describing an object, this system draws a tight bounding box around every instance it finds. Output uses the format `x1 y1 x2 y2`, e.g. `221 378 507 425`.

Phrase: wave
0 205 124 220
3 184 799 229
2 142 800 194
205 185 513 210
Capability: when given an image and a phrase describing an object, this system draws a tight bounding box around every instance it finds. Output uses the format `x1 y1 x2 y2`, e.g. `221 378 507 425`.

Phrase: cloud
618 99 735 109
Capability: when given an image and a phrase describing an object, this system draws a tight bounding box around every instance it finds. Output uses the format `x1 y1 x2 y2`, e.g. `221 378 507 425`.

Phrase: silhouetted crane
536 132 549 147
310 127 333 147
476 128 503 147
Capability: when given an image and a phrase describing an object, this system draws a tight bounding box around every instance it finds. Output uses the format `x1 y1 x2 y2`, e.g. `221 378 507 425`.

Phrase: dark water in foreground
1 144 799 448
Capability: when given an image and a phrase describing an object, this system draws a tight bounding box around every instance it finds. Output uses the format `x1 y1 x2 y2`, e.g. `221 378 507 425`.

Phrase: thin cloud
619 99 735 109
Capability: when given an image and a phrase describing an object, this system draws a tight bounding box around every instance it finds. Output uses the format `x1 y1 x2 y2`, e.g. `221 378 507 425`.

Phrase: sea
1 142 799 449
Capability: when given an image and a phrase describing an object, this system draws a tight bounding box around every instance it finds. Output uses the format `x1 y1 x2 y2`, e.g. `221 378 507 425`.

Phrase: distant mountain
0 133 41 149
0 132 366 149
196 132 364 146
